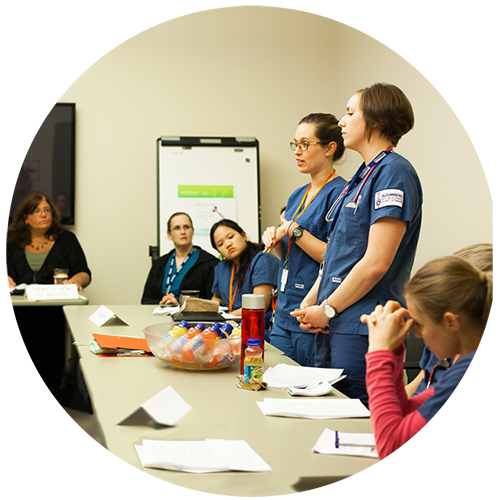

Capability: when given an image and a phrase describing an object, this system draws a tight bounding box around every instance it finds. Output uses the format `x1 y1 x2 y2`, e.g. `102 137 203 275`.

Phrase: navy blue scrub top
275 176 346 332
318 152 423 335
211 251 279 311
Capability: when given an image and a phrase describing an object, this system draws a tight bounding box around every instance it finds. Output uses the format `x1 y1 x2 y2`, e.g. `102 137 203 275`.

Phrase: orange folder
92 333 152 356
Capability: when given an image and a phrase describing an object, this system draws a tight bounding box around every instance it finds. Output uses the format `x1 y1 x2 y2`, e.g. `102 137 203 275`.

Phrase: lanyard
284 171 336 268
228 262 238 312
426 354 461 389
165 247 194 294
325 148 393 236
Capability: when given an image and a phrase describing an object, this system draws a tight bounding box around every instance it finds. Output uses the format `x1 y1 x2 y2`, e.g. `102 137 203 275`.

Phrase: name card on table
118 386 192 427
26 284 79 301
89 305 129 327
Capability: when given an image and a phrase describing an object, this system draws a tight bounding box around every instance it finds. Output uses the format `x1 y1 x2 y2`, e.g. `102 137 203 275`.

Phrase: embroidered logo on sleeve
374 189 404 209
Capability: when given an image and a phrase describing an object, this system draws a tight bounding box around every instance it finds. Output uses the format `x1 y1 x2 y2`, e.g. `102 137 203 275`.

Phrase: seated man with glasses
7 192 91 290
141 212 219 305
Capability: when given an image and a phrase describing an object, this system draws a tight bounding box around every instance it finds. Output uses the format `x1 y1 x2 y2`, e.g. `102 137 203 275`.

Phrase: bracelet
288 221 294 236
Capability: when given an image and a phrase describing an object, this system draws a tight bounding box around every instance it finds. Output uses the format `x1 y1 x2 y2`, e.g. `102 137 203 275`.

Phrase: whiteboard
157 137 261 258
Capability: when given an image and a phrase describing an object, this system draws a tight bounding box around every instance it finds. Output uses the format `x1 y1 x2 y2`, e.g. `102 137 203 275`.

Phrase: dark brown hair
298 113 345 162
7 192 64 247
357 83 414 146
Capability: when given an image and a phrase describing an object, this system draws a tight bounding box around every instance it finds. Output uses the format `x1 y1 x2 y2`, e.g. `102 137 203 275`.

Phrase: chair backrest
404 328 425 382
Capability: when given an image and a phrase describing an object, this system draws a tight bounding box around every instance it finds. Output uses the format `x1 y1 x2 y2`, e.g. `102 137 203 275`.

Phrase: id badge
280 269 289 292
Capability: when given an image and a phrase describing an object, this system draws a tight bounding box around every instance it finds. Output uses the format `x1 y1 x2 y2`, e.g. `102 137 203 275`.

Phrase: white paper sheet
135 439 271 473
263 364 345 390
313 428 378 458
256 397 370 419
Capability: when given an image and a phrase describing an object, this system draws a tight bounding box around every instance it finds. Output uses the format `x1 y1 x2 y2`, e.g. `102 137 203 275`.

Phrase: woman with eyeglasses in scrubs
262 113 346 367
291 83 423 402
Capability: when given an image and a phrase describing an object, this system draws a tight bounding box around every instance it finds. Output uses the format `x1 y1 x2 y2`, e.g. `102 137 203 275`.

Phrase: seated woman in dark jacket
7 192 91 289
141 212 219 304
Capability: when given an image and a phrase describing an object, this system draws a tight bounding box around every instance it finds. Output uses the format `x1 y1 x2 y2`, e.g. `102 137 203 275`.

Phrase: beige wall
57 6 491 306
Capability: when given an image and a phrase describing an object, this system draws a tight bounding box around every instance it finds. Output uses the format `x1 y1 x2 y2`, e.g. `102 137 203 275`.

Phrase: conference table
64 304 378 496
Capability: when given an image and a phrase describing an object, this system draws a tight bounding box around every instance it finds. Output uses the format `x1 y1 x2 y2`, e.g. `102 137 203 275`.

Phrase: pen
335 430 339 449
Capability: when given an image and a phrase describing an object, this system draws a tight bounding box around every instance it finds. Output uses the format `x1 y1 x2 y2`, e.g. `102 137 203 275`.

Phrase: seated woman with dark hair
7 192 91 289
210 219 279 317
141 212 219 305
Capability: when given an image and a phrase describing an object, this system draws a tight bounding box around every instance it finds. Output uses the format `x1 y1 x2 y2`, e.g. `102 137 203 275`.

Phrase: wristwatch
321 300 337 319
291 225 304 241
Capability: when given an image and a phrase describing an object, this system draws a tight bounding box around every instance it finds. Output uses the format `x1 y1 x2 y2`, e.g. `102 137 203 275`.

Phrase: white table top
11 293 89 307
64 304 377 496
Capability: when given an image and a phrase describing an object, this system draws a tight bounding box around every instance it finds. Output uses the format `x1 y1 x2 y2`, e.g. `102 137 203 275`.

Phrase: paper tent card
89 305 128 326
118 386 192 427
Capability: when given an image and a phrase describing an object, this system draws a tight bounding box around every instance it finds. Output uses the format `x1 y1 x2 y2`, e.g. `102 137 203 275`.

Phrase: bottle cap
242 294 265 310
179 320 191 328
195 323 205 330
221 322 234 334
247 338 261 346
210 322 222 334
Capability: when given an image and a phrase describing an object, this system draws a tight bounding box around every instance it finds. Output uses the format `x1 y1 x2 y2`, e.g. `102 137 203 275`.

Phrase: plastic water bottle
169 320 191 338
241 294 265 374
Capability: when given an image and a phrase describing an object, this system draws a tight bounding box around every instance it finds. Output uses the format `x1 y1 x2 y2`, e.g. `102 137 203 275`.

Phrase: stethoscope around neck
325 147 394 226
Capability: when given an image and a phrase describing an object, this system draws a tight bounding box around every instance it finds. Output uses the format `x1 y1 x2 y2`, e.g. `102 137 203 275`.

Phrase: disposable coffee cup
53 268 69 285
179 290 199 307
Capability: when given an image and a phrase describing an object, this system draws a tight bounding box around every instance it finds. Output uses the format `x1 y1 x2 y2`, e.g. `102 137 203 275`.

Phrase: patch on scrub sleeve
374 189 404 209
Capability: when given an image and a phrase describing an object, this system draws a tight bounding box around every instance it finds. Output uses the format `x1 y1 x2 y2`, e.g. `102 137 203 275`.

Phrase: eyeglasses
289 141 325 152
30 208 53 216
171 225 193 232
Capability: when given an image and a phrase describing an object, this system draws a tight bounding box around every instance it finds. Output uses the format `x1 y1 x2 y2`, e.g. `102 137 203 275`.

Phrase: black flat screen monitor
10 102 76 225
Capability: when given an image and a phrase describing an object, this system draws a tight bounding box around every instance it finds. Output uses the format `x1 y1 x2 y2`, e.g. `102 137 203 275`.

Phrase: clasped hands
292 299 414 354
160 293 179 306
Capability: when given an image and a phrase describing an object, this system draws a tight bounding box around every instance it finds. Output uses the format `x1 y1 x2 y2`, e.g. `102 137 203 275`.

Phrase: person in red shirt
362 254 492 459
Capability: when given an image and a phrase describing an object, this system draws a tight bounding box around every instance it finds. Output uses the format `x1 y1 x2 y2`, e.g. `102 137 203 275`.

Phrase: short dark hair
298 113 345 162
7 192 64 247
357 83 414 146
167 212 193 233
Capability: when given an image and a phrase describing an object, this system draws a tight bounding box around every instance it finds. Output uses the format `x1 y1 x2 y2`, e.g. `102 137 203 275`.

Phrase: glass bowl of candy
143 320 241 370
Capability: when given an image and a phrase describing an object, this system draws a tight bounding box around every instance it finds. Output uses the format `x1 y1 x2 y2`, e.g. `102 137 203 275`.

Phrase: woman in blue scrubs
262 113 346 366
210 219 279 316
292 83 423 401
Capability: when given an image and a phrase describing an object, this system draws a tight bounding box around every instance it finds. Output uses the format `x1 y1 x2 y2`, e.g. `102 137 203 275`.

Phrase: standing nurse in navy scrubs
262 113 346 366
292 83 423 401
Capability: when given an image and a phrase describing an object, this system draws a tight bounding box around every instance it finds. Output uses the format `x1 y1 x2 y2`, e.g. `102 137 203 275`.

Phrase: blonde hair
405 256 492 329
453 243 493 273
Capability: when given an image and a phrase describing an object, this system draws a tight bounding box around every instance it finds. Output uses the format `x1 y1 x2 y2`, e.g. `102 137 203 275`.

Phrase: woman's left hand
160 293 179 305
360 300 414 354
290 305 329 333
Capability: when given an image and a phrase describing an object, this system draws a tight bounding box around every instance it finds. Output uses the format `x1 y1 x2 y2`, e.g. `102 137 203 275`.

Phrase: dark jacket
7 230 91 285
141 246 219 304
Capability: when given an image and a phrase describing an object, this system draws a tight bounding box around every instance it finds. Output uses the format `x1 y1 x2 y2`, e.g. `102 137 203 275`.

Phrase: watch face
292 226 303 238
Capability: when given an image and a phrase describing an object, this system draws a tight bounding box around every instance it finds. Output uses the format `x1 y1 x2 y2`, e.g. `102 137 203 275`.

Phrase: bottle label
243 362 263 384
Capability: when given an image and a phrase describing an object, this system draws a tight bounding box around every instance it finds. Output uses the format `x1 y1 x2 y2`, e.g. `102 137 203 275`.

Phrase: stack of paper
135 439 272 473
313 429 378 458
256 398 370 419
263 364 345 391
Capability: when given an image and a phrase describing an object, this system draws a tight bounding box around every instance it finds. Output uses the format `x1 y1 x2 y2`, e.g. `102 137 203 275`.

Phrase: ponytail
405 256 492 330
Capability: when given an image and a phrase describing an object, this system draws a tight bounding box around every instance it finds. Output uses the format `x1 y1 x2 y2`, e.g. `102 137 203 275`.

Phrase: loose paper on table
256 398 370 419
135 439 272 473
